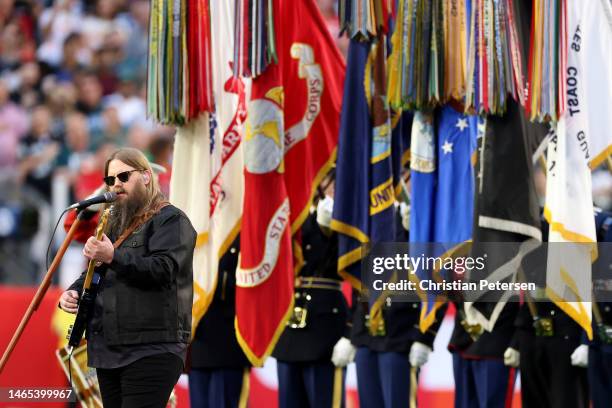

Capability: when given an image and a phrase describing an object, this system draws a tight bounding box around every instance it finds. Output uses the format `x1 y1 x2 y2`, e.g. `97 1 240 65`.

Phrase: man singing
59 147 197 407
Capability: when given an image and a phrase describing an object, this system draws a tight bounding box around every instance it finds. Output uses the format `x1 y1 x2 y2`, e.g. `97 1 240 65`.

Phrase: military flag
169 116 212 333
169 0 246 335
330 39 371 287
464 99 545 330
411 106 478 332
147 0 214 124
544 0 612 339
281 0 345 234
235 0 344 365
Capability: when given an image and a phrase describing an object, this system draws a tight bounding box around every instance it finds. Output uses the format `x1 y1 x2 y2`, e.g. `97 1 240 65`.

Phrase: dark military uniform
188 236 251 408
588 210 612 408
351 211 445 408
589 301 612 408
516 301 589 408
273 212 349 408
448 301 519 408
351 294 443 408
516 215 590 408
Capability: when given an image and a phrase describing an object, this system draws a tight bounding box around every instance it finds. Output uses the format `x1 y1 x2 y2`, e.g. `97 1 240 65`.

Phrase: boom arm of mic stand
0 210 84 374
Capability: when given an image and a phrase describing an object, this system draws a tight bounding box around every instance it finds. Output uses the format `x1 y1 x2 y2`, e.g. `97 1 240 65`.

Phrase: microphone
67 192 117 210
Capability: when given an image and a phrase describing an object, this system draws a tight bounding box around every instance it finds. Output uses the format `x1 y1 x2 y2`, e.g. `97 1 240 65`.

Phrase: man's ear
142 171 151 185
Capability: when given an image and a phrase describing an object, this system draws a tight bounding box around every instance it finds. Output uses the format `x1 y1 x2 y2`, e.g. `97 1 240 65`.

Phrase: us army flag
170 0 246 335
544 0 612 339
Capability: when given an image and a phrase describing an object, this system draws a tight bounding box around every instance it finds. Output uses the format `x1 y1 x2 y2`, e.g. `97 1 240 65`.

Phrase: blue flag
331 39 372 287
435 106 478 242
332 37 408 301
410 105 478 331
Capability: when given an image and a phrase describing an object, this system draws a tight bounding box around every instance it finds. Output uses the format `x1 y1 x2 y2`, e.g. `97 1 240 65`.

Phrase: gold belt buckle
288 306 308 329
533 317 554 337
597 323 612 344
460 320 484 341
365 314 386 337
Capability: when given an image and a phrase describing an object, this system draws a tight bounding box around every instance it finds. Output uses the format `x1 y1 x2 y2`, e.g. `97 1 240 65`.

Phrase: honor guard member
446 229 523 408
581 209 612 408
188 235 251 408
448 300 520 408
273 190 352 408
351 204 446 408
515 216 589 408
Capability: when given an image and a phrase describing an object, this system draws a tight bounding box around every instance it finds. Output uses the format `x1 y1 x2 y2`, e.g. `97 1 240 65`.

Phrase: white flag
582 0 612 168
544 0 612 339
170 116 213 335
170 0 246 334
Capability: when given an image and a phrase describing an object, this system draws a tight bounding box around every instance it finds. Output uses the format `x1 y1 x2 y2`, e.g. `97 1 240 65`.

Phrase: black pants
97 353 183 408
588 346 612 408
519 331 588 408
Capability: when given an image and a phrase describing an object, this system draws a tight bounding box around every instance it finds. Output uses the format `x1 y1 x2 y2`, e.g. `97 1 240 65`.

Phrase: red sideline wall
0 286 521 407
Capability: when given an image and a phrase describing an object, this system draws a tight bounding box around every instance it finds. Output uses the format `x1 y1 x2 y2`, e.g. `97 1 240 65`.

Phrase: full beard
107 182 148 238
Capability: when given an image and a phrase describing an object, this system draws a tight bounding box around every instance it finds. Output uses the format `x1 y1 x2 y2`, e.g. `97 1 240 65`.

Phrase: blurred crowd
0 0 175 284
0 0 348 286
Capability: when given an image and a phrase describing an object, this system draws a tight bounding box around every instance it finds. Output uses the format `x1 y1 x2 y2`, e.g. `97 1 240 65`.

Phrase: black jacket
273 212 349 363
69 205 197 346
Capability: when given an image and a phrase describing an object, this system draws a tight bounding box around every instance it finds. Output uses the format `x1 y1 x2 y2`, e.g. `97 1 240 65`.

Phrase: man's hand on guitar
83 234 114 264
59 290 79 314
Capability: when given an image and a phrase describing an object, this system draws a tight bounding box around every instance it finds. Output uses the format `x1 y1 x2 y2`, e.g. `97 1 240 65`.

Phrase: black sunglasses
104 170 141 186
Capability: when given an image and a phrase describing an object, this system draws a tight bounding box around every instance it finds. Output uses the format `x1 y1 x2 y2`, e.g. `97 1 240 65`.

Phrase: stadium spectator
0 80 28 170
16 104 61 202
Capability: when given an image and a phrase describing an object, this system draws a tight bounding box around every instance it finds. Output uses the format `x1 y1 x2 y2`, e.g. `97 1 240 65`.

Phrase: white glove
316 196 334 228
400 202 410 231
570 344 588 368
409 342 432 368
331 337 356 367
503 347 520 368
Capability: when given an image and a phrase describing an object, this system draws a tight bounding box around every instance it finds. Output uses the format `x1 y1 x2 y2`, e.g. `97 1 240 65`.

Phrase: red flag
236 59 294 365
236 0 345 365
282 0 345 232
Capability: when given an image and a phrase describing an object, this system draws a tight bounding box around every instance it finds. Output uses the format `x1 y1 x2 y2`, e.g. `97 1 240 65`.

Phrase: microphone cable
46 208 70 271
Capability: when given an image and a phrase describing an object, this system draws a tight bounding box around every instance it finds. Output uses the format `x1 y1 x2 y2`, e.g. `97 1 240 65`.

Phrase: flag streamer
147 0 214 124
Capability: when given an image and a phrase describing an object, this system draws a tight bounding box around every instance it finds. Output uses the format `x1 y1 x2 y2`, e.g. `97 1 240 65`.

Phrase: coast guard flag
544 0 612 339
411 106 478 332
236 0 344 365
170 0 246 335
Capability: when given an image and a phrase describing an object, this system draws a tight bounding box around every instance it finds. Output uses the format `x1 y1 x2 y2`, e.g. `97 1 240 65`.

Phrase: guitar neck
82 209 110 290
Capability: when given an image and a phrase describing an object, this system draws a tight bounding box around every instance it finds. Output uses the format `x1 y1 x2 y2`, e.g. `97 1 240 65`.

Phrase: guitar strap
112 201 170 248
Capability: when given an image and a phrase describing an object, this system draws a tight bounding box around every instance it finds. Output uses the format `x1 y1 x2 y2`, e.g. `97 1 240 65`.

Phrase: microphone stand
0 210 85 374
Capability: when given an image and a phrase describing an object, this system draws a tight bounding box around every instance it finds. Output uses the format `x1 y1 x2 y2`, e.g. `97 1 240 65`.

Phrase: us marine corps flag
170 0 246 335
235 0 344 365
